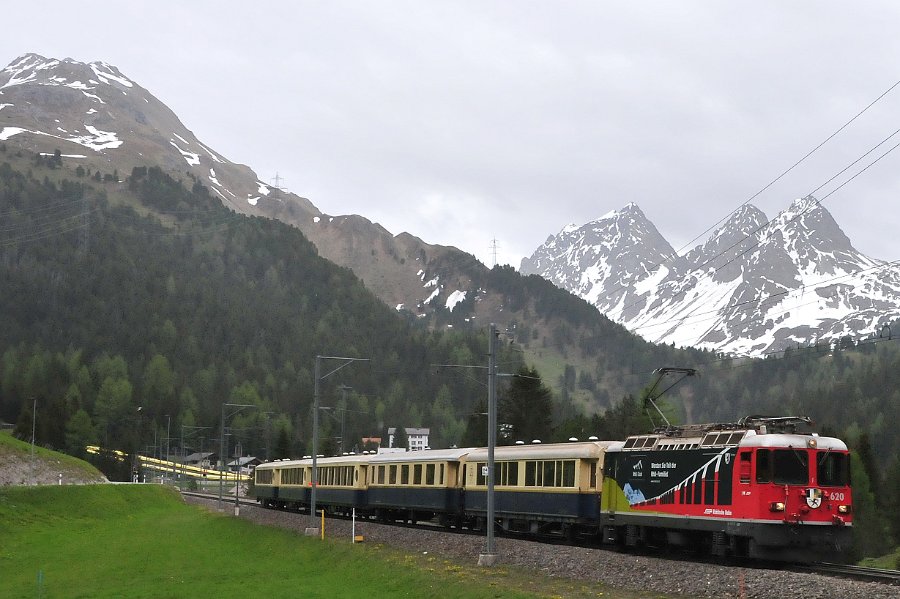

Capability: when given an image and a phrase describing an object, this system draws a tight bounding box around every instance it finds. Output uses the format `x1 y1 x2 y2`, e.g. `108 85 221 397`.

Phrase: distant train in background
253 415 852 562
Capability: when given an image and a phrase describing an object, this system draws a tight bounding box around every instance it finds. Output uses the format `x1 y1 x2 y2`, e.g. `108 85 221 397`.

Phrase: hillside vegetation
0 429 105 485
0 152 898 559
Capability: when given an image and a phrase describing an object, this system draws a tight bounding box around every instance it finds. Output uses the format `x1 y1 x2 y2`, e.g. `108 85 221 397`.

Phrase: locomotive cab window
757 448 809 484
817 452 849 487
774 449 808 484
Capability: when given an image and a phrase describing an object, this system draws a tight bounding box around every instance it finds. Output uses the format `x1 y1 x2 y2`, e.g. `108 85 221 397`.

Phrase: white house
387 427 430 451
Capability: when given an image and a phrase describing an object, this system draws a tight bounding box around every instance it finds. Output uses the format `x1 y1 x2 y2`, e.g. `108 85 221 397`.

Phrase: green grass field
0 484 648 599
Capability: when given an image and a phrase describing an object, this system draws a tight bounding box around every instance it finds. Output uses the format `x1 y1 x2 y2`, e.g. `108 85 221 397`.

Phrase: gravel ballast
184 495 895 598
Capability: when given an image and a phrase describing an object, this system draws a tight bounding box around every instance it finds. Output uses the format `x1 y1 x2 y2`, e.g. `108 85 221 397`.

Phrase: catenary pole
486 323 498 556
310 355 368 530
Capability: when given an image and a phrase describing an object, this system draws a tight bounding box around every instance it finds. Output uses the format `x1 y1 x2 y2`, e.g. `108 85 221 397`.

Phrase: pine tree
274 427 291 459
393 424 408 449
499 366 553 444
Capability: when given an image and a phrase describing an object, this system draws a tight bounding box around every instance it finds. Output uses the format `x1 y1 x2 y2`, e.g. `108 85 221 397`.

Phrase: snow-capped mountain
521 197 900 356
0 53 297 213
0 53 480 322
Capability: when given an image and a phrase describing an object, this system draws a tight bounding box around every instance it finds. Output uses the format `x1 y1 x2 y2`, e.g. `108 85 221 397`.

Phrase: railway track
181 490 257 507
795 562 900 586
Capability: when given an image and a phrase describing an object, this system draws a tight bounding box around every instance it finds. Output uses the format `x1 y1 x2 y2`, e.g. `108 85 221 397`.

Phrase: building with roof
387 427 430 451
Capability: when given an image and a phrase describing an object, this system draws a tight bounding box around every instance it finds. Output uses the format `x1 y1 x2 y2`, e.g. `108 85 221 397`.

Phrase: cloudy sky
5 2 900 267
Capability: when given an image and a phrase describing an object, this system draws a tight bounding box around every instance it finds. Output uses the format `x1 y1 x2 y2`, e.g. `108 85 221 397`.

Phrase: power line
610 129 900 348
672 78 900 258
579 79 900 320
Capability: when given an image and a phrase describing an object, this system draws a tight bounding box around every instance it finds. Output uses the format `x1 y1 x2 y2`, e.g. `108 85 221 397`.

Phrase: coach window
401 464 410 485
563 460 576 487
507 462 519 486
426 463 435 485
739 451 752 483
543 461 555 487
476 462 487 486
413 464 422 485
439 464 445 485
525 461 537 486
389 464 398 484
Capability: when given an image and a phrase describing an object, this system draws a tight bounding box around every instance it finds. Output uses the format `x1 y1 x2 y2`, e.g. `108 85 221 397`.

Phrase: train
252 415 853 562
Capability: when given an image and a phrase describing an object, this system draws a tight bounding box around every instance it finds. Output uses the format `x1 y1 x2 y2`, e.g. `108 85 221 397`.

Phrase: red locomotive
600 415 853 561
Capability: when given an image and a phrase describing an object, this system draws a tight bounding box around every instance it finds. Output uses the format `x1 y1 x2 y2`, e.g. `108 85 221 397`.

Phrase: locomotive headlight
769 502 785 512
838 505 851 514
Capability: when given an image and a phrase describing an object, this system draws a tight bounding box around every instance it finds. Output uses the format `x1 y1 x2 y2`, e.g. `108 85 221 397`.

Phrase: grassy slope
0 430 106 484
0 485 656 599
859 547 900 570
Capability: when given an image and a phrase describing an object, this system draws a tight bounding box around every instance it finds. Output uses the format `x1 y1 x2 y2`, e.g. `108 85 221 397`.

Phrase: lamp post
309 355 368 531
218 403 256 512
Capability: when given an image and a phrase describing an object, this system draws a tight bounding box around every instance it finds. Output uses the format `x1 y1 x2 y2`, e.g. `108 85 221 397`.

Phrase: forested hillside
0 152 898 558
0 157 514 467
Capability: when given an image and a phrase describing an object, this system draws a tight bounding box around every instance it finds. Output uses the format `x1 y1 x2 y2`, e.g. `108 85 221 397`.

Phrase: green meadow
0 484 638 599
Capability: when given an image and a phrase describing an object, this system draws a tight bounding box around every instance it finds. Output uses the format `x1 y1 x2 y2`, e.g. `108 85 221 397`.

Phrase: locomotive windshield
816 451 849 487
755 448 809 485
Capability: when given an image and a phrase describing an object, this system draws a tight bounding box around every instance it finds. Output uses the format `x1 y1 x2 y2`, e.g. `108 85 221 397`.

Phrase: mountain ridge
0 53 476 324
1 51 687 413
521 196 900 356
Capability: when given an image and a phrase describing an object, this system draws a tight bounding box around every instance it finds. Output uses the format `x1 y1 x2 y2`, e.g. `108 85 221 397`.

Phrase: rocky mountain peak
522 197 900 356
1 53 134 91
0 53 486 330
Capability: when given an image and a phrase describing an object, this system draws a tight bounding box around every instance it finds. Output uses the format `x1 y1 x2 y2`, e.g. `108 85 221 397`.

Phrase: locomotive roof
739 433 848 451
465 441 615 461
640 415 816 439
